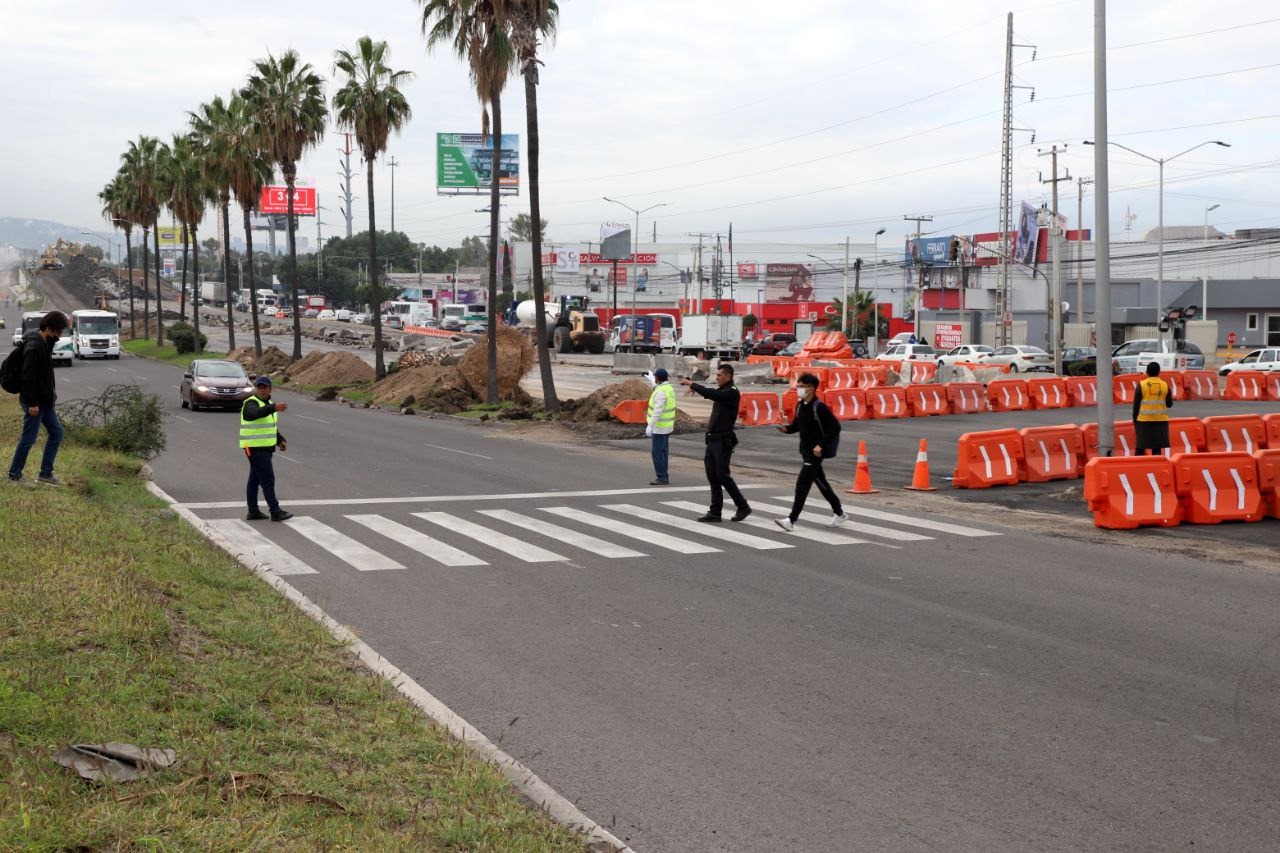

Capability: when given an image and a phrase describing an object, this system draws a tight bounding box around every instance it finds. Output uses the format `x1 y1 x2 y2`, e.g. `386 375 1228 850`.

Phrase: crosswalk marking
206 519 318 575
790 500 1001 538
540 507 721 554
477 509 647 558
285 517 405 571
414 512 566 562
602 504 793 550
661 501 874 546
747 501 934 542
347 515 488 566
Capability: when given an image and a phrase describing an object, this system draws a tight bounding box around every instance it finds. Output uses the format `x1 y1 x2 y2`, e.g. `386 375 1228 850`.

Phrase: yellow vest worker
1132 362 1173 454
240 375 292 521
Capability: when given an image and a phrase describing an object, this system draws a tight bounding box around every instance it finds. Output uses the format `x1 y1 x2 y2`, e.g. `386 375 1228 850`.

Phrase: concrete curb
146 480 634 853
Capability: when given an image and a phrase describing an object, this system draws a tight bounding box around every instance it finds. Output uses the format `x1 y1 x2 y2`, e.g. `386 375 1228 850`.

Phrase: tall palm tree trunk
141 227 151 340
191 223 202 354
152 219 164 347
366 158 386 380
221 196 236 349
124 230 136 338
179 228 189 322
485 96 501 404
524 67 558 413
242 205 262 356
284 169 303 361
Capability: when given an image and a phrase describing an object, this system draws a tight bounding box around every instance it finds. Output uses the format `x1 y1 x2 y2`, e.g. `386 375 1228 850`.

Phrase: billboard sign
906 236 953 266
580 251 656 265
156 225 187 247
737 262 758 280
1015 202 1040 267
600 224 632 261
436 132 519 194
934 322 964 350
258 183 317 215
764 263 815 302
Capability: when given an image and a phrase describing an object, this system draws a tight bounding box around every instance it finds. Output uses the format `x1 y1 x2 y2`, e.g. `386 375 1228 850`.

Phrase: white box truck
677 314 744 359
200 281 228 308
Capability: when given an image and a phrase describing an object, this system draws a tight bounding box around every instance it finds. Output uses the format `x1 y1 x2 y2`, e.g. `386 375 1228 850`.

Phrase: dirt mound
457 326 535 400
371 365 477 414
286 351 373 387
227 345 291 377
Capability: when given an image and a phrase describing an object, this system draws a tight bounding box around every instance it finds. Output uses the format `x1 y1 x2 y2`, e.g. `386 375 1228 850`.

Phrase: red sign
609 267 628 287
259 185 317 215
934 323 964 350
1227 331 1237 345
737 262 758 280
580 252 657 266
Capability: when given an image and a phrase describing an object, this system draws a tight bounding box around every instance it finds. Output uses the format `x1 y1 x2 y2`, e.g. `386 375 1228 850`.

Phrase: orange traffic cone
847 440 879 494
904 438 938 491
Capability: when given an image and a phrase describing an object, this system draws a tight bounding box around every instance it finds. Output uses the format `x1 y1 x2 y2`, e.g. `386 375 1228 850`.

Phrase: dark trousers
8 404 63 480
245 448 281 513
651 433 670 481
704 436 748 516
789 456 842 521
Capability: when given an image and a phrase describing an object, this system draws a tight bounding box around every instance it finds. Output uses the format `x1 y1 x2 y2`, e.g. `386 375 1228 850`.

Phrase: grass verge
123 338 228 369
0 399 590 850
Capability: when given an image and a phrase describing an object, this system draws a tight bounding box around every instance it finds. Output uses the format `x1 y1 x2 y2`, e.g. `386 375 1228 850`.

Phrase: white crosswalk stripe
285 516 405 571
414 512 566 562
540 506 721 554
347 515 487 566
602 504 793 550
660 501 875 546
206 519 318 575
477 509 647 558
784 500 1001 538
747 501 934 542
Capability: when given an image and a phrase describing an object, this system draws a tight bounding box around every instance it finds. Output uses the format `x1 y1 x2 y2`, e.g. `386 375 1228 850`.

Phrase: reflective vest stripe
1136 378 1170 422
239 395 279 447
648 383 676 430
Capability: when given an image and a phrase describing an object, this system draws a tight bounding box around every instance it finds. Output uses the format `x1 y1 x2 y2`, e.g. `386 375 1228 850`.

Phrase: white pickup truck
1219 347 1280 376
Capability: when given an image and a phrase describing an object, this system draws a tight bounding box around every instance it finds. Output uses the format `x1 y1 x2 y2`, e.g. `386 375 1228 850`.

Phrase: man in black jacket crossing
775 372 847 531
7 311 68 485
679 364 752 523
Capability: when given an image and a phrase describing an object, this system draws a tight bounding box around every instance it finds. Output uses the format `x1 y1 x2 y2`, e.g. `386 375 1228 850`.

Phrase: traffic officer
678 364 752 523
240 375 292 521
645 368 676 485
1133 361 1173 455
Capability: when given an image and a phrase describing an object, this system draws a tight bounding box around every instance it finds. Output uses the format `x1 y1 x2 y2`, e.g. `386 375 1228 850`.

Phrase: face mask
798 386 813 400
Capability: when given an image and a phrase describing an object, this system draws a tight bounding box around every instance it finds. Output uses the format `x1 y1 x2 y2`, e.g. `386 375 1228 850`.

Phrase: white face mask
798 386 814 400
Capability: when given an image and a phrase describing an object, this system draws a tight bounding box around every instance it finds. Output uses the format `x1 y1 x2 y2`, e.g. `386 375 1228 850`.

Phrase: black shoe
649 479 669 486
730 507 752 522
270 510 293 522
246 510 269 521
697 513 722 523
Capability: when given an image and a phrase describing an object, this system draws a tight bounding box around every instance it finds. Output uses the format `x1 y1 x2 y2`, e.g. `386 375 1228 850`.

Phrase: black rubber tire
1009 363 1019 373
589 340 605 354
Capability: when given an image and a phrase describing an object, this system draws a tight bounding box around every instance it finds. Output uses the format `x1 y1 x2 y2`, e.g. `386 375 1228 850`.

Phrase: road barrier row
1084 450 1277 528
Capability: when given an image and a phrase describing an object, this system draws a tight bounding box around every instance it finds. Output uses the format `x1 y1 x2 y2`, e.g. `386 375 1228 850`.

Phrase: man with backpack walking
5 310 68 485
775 372 847 531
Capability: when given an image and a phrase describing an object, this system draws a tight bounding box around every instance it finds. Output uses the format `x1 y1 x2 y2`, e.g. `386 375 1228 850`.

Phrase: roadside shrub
60 384 167 459
167 321 208 354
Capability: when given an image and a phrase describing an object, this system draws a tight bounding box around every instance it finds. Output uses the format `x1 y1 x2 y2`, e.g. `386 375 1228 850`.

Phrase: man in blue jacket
8 311 68 485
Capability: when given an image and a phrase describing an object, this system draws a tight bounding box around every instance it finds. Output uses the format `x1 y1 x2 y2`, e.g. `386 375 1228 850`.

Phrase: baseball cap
653 368 669 382
254 375 272 387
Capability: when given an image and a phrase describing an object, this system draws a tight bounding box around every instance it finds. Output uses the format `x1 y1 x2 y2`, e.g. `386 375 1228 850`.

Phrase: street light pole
603 196 668 331
1203 203 1220 319
842 237 850 336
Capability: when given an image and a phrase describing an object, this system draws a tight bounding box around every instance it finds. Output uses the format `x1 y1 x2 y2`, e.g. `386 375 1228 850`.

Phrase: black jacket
690 381 740 435
17 330 56 409
242 396 286 450
783 397 840 459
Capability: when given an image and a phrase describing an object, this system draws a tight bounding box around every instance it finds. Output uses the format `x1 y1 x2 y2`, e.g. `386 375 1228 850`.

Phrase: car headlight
111 335 119 344
242 385 254 393
195 384 211 392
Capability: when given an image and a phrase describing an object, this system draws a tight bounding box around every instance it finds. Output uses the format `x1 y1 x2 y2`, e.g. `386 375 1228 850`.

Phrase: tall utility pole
1093 0 1115 456
1039 145 1070 375
687 233 715 311
995 15 1037 346
1075 176 1093 324
387 155 399 235
337 133 356 238
904 214 932 339
842 236 850 336
316 206 324 280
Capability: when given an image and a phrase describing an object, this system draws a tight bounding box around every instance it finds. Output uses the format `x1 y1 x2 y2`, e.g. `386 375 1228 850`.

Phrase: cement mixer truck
515 295 606 354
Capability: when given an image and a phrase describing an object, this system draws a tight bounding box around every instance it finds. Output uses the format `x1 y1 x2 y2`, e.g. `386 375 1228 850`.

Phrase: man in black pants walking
679 364 751 523
775 372 847 531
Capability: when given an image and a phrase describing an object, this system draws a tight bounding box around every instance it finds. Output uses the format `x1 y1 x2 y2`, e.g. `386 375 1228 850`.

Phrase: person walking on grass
678 363 751 523
240 375 292 521
1133 360 1172 456
645 368 675 485
7 310 68 485
775 372 847 531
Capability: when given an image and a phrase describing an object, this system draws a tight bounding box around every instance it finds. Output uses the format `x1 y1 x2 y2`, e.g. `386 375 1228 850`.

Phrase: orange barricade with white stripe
772 358 797 379
1027 377 1069 409
789 366 829 389
609 399 648 424
953 428 1023 488
957 360 1011 374
1203 414 1266 454
945 383 987 414
1266 373 1280 401
825 367 860 390
857 365 892 388
1265 413 1280 449
821 387 868 421
1171 451 1265 524
1083 456 1182 529
745 355 774 366
1112 373 1143 404
1224 370 1267 401
906 361 937 384
1163 370 1185 400
781 388 797 423
905 384 949 416
865 386 908 419
1082 421 1138 459
1065 376 1098 406
986 378 1029 412
1163 416 1206 458
1255 448 1280 518
1180 370 1219 399
738 392 782 426
1019 424 1085 482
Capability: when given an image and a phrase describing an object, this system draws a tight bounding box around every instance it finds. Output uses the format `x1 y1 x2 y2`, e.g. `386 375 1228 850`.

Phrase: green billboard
436 132 520 195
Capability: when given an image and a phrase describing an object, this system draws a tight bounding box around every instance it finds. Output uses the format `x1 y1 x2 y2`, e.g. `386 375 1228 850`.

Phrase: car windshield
1021 347 1048 355
915 346 936 354
1177 341 1202 354
77 318 117 334
195 362 246 379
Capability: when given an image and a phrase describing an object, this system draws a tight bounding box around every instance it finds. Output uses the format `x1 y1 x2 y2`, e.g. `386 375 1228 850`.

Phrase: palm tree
166 133 215 353
150 140 174 347
421 0 515 404
99 175 136 337
121 136 164 342
190 95 239 349
332 36 414 380
241 49 327 362
221 94 274 356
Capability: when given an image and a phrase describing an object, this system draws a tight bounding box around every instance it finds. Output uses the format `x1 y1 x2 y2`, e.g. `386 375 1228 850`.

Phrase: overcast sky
3 1 1277 252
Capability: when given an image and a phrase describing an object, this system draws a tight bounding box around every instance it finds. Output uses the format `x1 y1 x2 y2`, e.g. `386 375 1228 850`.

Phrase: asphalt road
8 278 1280 850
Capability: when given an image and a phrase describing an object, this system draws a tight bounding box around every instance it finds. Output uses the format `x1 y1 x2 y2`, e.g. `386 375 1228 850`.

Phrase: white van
70 309 121 359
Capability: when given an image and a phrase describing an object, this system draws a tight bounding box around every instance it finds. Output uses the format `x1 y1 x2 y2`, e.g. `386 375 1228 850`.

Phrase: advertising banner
609 267 628 288
934 322 964 350
764 263 815 302
737 262 758 280
579 252 657 265
156 225 187 247
905 236 953 266
436 133 519 193
1015 202 1040 267
259 183 317 215
555 249 580 272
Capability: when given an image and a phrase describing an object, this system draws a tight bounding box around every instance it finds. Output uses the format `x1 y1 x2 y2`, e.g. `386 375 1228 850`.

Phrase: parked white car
1111 339 1206 373
352 312 372 325
317 309 336 321
937 344 994 366
875 343 937 361
981 345 1053 373
1219 347 1280 376
334 309 352 322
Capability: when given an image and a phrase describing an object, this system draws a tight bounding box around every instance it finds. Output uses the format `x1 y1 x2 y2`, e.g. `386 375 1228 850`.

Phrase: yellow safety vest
1136 377 1170 422
239 395 279 448
648 383 676 430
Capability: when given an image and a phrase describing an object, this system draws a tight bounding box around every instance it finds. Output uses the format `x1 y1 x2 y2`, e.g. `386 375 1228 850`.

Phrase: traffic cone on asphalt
847 440 879 494
904 438 938 491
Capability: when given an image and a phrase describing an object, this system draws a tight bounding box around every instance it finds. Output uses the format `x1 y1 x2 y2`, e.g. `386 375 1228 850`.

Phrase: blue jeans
651 433 670 482
9 404 64 480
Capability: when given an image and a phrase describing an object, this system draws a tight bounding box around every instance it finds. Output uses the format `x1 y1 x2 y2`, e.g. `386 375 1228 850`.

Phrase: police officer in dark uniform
678 364 752 523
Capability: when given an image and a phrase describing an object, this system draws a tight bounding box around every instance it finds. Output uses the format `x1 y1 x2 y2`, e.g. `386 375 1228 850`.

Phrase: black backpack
814 400 841 459
0 344 24 394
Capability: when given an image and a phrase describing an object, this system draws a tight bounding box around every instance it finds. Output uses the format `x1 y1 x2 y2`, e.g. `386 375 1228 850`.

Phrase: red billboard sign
737 262 758 280
580 252 656 266
259 185 317 215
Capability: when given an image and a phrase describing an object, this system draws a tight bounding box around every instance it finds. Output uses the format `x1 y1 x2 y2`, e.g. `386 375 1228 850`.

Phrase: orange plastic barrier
1065 376 1098 407
825 367 860 390
906 384 949 416
857 365 892 388
821 387 868 421
945 383 987 414
789 366 829 389
745 355 774 366
1171 451 1265 524
865 386 908 419
781 388 797 423
1255 448 1280 518
1203 414 1266 454
1027 377 1069 409
772 358 797 379
1019 424 1085 482
1112 373 1143 403
953 429 1024 488
1180 370 1219 400
1265 413 1280 449
738 392 782 426
1163 370 1185 400
1082 421 1138 459
1266 373 1280 401
1224 370 1267 401
956 360 1011 374
906 361 938 384
1162 416 1207 458
609 399 648 424
1083 456 1182 529
986 378 1029 412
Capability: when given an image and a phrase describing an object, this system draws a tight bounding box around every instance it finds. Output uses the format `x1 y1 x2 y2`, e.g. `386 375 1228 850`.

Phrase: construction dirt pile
284 351 373 387
227 345 291 377
556 378 703 438
457 327 535 400
371 365 476 414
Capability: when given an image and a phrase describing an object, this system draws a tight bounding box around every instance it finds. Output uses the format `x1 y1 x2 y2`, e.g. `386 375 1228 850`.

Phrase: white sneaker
829 513 848 528
774 517 794 532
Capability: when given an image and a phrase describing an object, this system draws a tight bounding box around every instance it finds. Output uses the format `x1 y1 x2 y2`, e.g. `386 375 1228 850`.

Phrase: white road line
540 507 721 554
602 504 792 550
175 415 193 424
478 509 646 558
275 452 302 464
347 515 486 567
749 501 933 542
414 512 566 562
662 500 874 546
424 444 494 460
106 366 119 372
205 519 318 575
284 517 405 571
778 499 1000 538
86 386 99 393
297 414 331 424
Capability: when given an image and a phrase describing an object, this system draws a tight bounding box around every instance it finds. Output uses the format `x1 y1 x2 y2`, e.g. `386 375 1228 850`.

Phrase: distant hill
0 217 97 251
